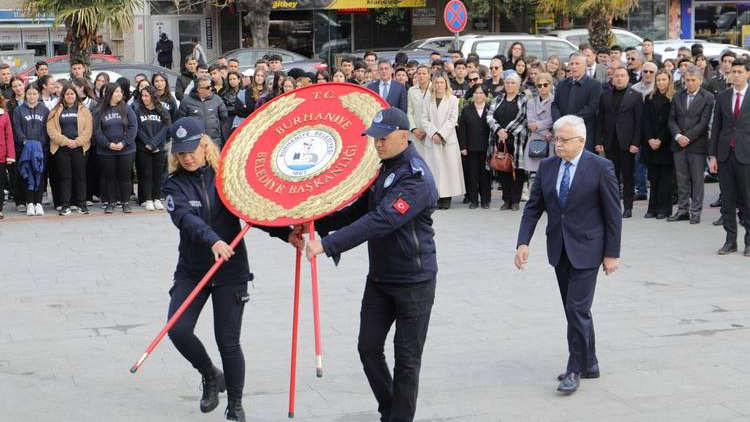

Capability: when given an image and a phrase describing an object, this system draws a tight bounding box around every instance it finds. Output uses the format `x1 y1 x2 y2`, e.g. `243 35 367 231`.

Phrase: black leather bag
527 139 549 158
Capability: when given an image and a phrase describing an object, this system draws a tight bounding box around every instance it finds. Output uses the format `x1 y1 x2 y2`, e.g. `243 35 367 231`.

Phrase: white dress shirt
556 148 584 195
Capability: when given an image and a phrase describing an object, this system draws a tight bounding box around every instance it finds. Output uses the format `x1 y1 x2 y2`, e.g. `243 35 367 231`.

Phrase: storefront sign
272 0 425 10
412 8 436 26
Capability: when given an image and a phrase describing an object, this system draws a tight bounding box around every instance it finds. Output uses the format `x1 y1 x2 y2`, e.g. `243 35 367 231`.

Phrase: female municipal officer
162 117 303 421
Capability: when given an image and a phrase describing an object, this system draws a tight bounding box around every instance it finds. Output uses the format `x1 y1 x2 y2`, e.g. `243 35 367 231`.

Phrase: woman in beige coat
47 83 93 215
421 71 464 209
407 65 432 160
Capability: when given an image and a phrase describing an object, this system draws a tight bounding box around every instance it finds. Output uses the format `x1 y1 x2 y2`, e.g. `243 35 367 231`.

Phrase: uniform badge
384 173 395 188
393 198 410 214
166 195 175 212
175 126 187 138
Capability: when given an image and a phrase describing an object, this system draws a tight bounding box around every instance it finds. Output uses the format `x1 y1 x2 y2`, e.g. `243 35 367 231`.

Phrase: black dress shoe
557 372 580 394
481 203 490 209
718 242 738 255
710 199 722 208
557 364 599 381
644 212 656 219
690 215 701 224
667 212 689 222
462 196 470 204
656 213 668 219
225 396 246 421
623 209 632 218
500 202 511 210
713 216 724 226
511 203 520 211
199 365 226 413
469 202 479 209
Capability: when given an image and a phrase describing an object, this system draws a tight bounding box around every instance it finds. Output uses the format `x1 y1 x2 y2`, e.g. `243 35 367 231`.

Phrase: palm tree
23 0 144 70
537 0 639 49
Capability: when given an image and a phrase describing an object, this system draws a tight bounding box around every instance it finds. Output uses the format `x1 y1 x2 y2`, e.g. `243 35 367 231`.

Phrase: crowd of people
0 39 748 254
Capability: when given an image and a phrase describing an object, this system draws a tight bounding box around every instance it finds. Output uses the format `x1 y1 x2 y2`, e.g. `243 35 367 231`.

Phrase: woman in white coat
407 65 432 162
420 71 465 209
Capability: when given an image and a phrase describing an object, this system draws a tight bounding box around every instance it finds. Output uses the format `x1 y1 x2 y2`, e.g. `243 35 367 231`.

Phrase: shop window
694 3 750 46
314 10 352 65
624 0 667 40
245 11 313 58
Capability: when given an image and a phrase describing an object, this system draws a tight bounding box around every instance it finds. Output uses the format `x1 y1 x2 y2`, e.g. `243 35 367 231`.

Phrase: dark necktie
732 92 741 149
559 161 572 206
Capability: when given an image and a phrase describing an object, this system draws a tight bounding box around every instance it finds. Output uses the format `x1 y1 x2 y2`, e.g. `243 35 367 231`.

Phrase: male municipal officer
514 115 622 394
306 107 438 422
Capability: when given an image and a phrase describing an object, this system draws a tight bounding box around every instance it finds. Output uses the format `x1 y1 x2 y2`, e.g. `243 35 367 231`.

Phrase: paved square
1 183 749 422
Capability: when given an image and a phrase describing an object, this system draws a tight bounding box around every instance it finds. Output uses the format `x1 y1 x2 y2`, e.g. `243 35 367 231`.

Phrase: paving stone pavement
1 183 750 422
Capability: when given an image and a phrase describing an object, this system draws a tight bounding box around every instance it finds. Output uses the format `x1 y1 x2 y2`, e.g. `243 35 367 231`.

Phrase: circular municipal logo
274 127 339 180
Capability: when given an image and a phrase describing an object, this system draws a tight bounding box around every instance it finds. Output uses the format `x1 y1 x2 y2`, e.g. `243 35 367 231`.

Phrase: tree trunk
242 0 272 48
65 16 96 78
587 11 611 50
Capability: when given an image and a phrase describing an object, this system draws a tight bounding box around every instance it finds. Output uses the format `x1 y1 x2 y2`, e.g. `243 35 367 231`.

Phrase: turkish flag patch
393 198 410 214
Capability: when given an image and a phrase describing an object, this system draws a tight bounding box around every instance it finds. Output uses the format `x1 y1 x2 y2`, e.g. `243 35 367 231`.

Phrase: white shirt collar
733 85 748 98
566 148 584 166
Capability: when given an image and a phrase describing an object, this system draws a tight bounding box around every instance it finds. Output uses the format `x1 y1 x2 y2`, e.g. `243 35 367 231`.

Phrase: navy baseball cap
170 117 205 153
363 108 410 138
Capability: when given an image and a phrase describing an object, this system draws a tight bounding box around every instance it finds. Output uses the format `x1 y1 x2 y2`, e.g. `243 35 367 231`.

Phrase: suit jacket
551 76 601 150
367 80 408 113
709 88 750 164
596 87 643 152
586 64 607 84
667 88 714 155
517 150 622 269
457 102 490 152
641 91 673 166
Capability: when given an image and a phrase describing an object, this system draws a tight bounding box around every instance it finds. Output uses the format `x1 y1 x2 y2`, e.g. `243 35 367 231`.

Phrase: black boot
199 365 226 413
225 395 246 421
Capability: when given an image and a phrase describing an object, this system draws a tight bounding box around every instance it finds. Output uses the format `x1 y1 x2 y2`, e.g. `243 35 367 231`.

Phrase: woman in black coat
457 84 491 208
641 69 675 219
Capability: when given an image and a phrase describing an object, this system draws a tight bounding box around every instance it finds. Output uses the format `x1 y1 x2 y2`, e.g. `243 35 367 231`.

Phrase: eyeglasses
490 66 501 70
536 83 550 88
554 136 581 144
642 70 655 74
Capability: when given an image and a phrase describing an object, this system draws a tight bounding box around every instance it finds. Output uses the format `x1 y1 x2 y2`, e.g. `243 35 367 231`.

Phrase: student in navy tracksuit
12 84 49 216
162 117 303 421
94 82 137 213
306 108 439 422
134 86 170 211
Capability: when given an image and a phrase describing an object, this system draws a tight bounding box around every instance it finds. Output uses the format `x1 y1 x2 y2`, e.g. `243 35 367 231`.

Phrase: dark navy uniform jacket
317 143 439 284
163 164 291 286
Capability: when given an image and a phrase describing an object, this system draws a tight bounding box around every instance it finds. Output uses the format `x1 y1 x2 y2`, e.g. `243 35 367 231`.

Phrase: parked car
546 27 644 49
18 54 120 83
349 48 447 66
51 63 180 92
457 34 579 67
210 47 327 74
402 37 460 53
649 39 750 61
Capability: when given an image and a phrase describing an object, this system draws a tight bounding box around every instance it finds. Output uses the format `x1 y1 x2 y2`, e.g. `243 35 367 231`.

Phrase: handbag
527 138 549 158
490 140 514 174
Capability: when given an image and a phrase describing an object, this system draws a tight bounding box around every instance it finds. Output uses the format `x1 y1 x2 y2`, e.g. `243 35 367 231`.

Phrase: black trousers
358 279 435 422
99 153 135 204
554 247 598 374
465 152 491 205
499 168 526 205
718 151 750 243
168 280 248 399
606 148 635 210
647 164 674 215
136 148 166 202
55 147 87 208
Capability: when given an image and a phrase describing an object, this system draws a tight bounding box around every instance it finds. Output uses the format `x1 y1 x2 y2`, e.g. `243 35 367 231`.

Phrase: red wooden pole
288 239 302 418
130 224 253 374
308 220 323 377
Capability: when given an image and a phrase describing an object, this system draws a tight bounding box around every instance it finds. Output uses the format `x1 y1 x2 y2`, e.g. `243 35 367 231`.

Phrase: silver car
457 34 578 67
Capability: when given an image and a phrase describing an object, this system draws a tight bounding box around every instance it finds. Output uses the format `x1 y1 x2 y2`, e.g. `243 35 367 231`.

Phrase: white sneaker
144 200 155 211
153 199 164 210
35 203 44 216
26 203 35 216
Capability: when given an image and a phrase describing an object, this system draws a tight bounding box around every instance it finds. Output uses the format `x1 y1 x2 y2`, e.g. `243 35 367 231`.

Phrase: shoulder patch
166 195 175 212
384 173 395 188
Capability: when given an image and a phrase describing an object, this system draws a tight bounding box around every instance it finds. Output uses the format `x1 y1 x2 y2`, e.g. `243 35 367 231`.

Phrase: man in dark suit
552 53 602 151
367 59 408 113
667 64 715 224
515 115 622 394
595 67 643 217
709 59 750 256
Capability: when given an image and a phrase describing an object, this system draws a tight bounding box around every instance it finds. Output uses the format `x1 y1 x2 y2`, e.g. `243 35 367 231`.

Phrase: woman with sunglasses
487 71 528 211
524 72 555 175
483 57 505 98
